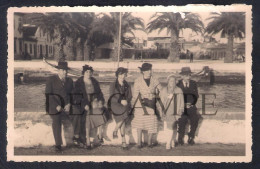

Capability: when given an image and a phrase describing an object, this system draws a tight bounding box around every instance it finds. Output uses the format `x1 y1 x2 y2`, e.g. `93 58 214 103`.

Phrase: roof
23 25 38 38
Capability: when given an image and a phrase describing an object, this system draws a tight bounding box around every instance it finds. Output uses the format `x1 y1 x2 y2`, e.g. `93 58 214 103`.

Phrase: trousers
177 106 200 141
49 111 73 146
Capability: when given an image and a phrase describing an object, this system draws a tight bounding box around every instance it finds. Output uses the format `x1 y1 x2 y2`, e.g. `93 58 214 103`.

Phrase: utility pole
117 12 122 68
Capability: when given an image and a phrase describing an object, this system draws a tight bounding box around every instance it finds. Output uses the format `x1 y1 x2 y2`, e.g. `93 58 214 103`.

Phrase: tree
90 12 145 61
29 13 84 61
206 12 245 63
146 12 204 62
69 13 95 61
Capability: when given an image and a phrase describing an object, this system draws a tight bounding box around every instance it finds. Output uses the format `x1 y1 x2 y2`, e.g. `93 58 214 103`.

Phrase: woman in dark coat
109 67 132 149
73 65 106 149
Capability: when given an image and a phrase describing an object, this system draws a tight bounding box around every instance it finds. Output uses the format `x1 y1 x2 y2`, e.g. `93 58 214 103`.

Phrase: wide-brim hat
138 63 152 71
179 67 193 75
55 61 69 70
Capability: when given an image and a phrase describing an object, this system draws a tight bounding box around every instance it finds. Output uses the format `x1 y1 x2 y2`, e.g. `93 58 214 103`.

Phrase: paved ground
14 143 245 156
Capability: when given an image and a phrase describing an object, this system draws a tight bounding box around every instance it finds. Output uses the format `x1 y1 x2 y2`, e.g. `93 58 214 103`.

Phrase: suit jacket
45 75 74 114
73 76 105 114
177 79 199 106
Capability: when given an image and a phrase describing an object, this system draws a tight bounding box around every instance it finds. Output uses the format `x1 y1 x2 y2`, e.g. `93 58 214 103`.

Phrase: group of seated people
45 62 201 152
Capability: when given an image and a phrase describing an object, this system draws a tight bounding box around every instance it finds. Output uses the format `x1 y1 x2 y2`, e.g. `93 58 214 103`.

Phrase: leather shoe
55 145 62 153
178 139 184 146
188 137 195 145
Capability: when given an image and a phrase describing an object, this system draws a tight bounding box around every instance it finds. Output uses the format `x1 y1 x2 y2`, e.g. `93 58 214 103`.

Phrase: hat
82 65 93 74
55 61 69 70
138 63 152 71
115 67 128 77
179 67 192 75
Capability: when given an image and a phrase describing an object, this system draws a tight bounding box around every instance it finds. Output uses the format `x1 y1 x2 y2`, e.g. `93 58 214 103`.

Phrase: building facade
14 13 54 60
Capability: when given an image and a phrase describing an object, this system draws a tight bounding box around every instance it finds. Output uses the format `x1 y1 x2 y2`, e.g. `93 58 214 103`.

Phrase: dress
131 76 161 134
85 81 107 129
160 86 184 130
109 80 132 123
73 76 106 141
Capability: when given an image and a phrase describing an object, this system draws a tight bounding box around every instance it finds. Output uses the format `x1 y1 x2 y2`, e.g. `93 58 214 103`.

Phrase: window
30 44 32 54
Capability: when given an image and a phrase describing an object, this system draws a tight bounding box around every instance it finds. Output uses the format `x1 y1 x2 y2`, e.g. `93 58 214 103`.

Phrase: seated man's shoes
55 145 63 153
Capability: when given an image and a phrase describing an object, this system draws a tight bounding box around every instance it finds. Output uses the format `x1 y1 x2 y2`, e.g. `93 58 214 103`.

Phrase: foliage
146 12 204 62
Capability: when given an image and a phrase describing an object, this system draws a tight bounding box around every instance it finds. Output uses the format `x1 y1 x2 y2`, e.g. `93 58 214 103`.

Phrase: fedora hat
55 61 69 70
138 63 152 71
179 67 192 75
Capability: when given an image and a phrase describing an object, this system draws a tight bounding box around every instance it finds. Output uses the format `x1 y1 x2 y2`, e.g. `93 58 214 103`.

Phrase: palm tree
146 12 204 62
90 12 145 61
206 12 245 63
69 13 95 61
29 13 83 61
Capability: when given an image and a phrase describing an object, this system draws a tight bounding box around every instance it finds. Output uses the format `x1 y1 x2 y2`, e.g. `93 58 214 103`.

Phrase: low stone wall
14 111 245 147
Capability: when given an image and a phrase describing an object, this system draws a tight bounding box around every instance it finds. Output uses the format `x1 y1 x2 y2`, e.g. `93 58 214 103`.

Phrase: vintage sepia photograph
7 5 252 162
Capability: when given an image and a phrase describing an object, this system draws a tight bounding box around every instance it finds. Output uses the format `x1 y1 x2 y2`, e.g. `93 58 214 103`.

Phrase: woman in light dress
160 75 184 149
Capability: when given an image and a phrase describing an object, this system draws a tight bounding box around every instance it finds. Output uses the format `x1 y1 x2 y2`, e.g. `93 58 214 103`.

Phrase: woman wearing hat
108 67 132 149
132 63 162 148
160 75 184 149
73 65 107 149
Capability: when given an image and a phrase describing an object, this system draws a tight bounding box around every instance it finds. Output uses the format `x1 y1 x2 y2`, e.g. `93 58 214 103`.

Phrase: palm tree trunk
111 35 119 61
65 36 75 61
225 35 233 63
76 42 84 61
56 32 66 62
168 32 180 62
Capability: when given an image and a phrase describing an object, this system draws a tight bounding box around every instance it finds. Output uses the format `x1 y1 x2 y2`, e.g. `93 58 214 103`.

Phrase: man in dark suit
177 67 200 145
45 61 74 152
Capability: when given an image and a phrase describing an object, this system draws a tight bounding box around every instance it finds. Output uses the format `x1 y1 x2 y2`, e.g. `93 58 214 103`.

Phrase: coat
177 80 198 105
45 75 74 115
177 79 199 115
160 86 184 129
73 76 105 114
131 76 162 133
109 80 132 123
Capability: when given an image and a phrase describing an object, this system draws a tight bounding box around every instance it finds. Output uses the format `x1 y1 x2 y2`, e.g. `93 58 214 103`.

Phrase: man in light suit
177 67 200 146
45 61 74 152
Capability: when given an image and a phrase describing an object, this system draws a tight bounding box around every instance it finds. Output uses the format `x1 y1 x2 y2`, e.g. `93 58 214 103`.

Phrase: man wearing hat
45 61 74 152
176 67 199 146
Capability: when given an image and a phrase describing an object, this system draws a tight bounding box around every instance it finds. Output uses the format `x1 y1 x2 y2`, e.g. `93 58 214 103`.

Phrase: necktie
185 82 188 88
